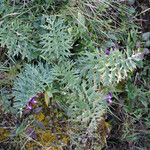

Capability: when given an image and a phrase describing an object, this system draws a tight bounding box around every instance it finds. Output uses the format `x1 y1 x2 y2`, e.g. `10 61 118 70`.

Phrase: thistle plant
78 48 140 87
39 15 72 62
0 0 148 149
12 63 52 110
0 19 36 60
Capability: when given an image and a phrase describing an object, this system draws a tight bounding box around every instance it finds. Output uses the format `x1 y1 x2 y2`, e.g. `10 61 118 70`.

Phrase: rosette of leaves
0 19 35 60
39 15 72 62
78 48 140 86
12 63 52 110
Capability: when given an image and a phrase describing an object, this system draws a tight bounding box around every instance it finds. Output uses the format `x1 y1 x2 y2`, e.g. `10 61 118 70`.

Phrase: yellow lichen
0 128 10 141
25 101 70 149
25 142 37 150
43 117 49 126
51 147 60 150
35 112 45 121
62 136 69 145
37 131 56 146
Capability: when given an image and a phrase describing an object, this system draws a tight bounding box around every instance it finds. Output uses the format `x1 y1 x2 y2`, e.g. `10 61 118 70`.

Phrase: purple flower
105 48 111 55
105 47 117 55
28 96 38 104
105 92 113 104
25 96 38 110
144 48 150 55
26 105 32 110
